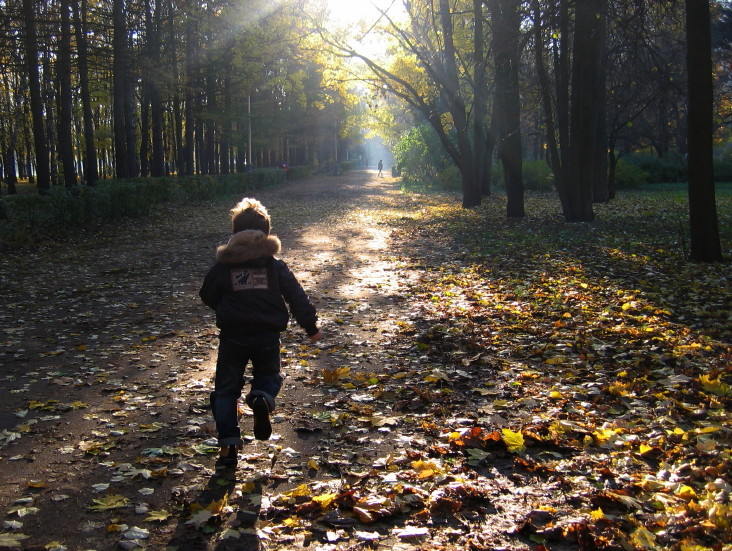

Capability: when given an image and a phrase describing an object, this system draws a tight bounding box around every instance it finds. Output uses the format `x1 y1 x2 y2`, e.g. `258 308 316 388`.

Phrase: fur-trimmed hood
216 230 281 264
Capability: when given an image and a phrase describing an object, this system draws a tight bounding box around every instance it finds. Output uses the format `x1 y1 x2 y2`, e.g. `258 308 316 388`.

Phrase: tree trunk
490 0 524 218
607 143 617 200
113 0 130 178
1 72 19 194
473 0 487 197
565 0 598 222
685 0 723 261
556 0 570 177
592 0 609 203
22 0 51 193
124 46 138 177
4 147 17 194
42 56 57 185
1 107 18 193
140 93 150 177
221 74 231 174
73 0 98 186
57 0 77 188
139 0 152 177
483 110 496 197
533 0 563 199
205 75 217 175
438 0 479 208
183 17 197 176
149 0 165 177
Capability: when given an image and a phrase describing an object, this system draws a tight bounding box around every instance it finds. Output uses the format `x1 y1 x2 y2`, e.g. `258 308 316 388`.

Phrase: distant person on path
377 159 383 177
200 198 322 465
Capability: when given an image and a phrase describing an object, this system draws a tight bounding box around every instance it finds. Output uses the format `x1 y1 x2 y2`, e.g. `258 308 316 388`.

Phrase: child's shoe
251 396 272 440
218 445 240 466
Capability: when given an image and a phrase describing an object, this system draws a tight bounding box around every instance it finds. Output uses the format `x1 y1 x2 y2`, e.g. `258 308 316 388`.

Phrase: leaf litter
0 173 729 550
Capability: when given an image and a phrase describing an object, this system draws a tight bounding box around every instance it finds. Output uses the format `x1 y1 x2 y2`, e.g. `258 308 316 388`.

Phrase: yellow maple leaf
630 526 658 549
501 429 526 454
412 459 444 478
698 374 731 397
312 493 338 509
608 381 631 396
283 484 311 498
590 508 605 520
145 510 171 522
639 443 654 455
282 517 301 528
207 494 228 514
593 428 619 445
323 366 350 384
675 485 697 501
88 494 130 511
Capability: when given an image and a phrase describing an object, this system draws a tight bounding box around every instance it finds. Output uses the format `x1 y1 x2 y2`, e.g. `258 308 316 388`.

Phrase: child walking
200 198 322 465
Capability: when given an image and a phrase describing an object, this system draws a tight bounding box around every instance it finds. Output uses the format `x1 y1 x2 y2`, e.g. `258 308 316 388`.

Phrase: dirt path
1 171 532 551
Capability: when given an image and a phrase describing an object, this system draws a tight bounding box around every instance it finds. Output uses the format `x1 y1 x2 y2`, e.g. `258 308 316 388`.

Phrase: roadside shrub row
0 169 285 246
427 156 731 193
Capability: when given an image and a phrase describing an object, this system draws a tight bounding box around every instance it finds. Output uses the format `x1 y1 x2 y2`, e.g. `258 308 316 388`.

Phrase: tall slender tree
490 0 524 218
565 0 603 221
22 0 50 193
685 0 723 261
473 0 490 196
149 0 165 177
57 0 77 188
113 0 131 178
72 0 98 186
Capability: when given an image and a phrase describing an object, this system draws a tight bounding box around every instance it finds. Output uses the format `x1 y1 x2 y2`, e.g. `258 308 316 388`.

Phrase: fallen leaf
88 494 130 512
502 428 526 454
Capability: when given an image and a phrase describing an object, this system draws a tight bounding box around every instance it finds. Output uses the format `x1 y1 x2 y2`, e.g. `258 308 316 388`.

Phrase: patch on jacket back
231 268 269 291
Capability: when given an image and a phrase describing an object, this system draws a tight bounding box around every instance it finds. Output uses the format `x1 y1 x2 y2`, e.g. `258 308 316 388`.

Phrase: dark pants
210 333 282 446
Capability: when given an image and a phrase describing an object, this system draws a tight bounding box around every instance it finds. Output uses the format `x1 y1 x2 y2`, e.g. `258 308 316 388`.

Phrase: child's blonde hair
231 197 271 234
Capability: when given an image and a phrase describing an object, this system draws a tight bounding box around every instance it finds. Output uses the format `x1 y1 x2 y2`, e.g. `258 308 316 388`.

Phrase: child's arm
277 261 319 337
199 264 224 309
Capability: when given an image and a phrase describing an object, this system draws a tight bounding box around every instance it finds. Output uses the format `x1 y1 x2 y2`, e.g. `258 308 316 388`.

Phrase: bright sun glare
321 0 404 59
324 0 401 27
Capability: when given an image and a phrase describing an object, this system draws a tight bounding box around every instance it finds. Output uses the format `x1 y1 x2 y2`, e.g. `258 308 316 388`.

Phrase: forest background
0 0 729 260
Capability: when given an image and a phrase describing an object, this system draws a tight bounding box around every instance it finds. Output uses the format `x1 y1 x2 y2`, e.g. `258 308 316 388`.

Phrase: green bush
625 152 686 183
340 160 359 173
614 159 648 189
523 160 554 191
436 165 462 191
285 165 313 180
491 160 553 191
393 125 445 187
0 169 285 246
713 158 732 182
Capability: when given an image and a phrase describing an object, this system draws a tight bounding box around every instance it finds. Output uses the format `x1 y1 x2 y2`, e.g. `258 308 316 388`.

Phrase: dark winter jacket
199 230 319 337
